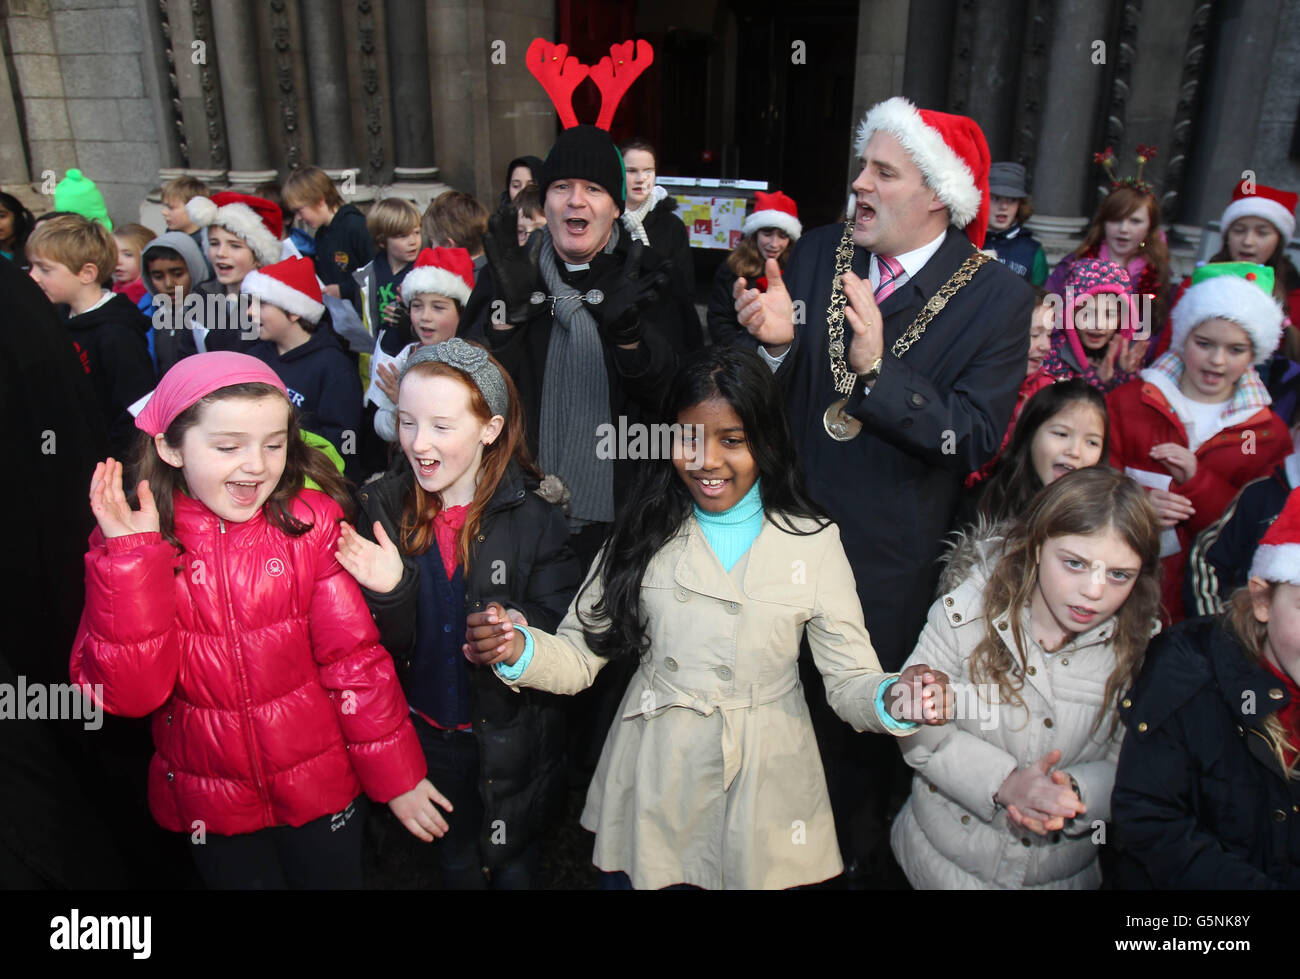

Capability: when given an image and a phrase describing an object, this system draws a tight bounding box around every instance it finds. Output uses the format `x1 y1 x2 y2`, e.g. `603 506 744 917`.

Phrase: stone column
385 0 435 180
209 0 274 184
1030 0 1112 217
299 0 354 168
850 0 909 189
1181 0 1283 227
950 0 1026 160
901 0 954 111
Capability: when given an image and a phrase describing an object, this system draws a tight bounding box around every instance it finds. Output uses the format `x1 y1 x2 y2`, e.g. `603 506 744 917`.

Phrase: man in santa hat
736 97 1034 884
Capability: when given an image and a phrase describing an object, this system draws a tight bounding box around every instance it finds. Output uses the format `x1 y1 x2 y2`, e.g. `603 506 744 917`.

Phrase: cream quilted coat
890 541 1152 889
498 514 916 889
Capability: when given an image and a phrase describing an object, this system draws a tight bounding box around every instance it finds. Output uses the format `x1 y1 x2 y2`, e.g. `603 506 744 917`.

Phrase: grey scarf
537 224 620 527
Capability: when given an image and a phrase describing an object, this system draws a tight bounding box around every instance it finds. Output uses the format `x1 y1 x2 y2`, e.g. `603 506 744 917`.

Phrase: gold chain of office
824 218 992 398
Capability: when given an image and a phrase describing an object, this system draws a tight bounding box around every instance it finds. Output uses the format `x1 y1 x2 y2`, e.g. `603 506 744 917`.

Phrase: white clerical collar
563 261 590 272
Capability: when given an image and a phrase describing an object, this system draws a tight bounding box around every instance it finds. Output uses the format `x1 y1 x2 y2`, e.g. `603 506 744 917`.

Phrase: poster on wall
659 177 767 250
673 195 746 250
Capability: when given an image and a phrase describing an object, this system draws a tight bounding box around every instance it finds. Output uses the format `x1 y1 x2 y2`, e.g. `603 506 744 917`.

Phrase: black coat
354 460 581 867
639 196 700 344
1184 466 1291 617
461 230 687 504
1111 616 1300 889
706 259 745 346
64 292 156 458
768 225 1033 670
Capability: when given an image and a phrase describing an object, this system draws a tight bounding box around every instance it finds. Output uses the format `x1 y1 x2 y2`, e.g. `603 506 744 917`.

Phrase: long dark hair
578 346 829 661
130 382 353 551
977 379 1109 526
1074 186 1172 328
0 191 35 257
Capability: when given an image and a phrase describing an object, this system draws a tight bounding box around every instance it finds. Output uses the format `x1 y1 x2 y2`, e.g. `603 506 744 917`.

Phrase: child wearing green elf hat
1107 262 1292 624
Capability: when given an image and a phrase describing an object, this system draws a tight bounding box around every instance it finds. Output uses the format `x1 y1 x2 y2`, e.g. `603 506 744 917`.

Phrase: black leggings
187 796 369 889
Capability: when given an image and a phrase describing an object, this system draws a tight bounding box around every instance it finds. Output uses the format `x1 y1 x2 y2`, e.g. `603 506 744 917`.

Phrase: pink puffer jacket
70 488 425 835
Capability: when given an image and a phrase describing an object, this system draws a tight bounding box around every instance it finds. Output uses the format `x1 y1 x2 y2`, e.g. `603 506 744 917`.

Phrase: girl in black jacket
336 338 580 888
1112 489 1300 889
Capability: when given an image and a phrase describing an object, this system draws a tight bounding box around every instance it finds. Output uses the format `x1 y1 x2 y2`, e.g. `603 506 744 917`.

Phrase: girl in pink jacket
71 352 445 888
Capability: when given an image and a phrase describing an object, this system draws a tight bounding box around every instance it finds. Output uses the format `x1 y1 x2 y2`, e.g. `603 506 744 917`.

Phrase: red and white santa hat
1251 489 1300 585
400 247 475 306
240 256 325 324
854 97 991 249
1220 179 1297 243
742 190 802 241
187 191 284 267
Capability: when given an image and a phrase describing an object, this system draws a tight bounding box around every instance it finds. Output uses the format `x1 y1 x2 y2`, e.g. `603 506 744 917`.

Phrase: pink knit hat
135 352 288 437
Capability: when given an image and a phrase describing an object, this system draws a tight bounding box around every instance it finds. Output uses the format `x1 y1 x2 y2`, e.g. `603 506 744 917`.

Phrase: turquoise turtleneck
693 478 764 572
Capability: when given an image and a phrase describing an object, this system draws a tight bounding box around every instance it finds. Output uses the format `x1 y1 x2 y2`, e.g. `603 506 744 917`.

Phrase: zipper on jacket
214 518 274 824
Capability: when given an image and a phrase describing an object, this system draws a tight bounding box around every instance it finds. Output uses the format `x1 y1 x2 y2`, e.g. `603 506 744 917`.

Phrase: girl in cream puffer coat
891 467 1162 889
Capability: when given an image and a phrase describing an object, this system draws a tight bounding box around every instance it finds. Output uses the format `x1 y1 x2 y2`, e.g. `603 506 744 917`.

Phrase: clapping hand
89 458 159 539
734 258 795 348
335 520 404 594
996 749 1086 835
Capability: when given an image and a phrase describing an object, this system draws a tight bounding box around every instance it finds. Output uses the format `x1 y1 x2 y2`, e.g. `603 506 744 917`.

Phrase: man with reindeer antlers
464 39 700 569
735 97 1033 884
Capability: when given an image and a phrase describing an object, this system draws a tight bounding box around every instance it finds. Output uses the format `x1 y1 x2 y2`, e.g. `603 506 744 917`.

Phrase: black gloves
482 209 545 327
580 241 674 346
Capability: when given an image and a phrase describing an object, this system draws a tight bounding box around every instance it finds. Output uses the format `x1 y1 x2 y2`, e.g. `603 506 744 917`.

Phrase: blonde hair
283 166 343 211
969 467 1162 738
161 175 210 206
27 213 119 285
114 222 155 254
366 197 421 249
1226 585 1300 776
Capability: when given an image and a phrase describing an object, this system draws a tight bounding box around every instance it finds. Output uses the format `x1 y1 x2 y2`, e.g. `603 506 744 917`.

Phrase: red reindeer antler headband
526 37 654 131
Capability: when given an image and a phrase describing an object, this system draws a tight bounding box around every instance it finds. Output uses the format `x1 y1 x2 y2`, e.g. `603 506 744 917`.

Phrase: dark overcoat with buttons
891 539 1140 889
755 225 1033 671
354 458 581 868
1111 616 1300 889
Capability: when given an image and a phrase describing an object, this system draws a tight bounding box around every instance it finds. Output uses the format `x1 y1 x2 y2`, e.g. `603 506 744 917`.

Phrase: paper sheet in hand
1125 466 1182 558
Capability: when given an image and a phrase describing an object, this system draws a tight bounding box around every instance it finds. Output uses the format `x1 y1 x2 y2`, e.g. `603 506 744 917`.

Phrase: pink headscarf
135 352 288 437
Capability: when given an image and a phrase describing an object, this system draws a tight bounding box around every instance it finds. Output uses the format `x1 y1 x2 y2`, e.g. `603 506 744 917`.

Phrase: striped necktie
874 254 903 304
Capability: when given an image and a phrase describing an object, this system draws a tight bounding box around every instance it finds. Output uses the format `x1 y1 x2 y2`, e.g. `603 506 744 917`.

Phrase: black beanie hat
538 126 626 214
503 155 545 189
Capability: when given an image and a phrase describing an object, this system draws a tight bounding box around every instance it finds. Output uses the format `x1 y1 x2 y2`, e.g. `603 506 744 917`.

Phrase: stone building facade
2 0 1297 268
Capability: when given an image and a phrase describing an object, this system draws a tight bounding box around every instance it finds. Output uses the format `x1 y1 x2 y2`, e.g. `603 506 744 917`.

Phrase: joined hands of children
335 521 404 594
89 458 159 538
995 748 1085 836
462 602 532 668
889 665 954 725
388 778 454 842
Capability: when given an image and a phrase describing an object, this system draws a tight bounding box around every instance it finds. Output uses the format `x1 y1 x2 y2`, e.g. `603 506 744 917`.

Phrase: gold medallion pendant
823 398 862 441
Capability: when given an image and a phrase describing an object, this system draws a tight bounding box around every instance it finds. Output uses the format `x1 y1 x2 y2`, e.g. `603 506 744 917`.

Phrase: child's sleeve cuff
493 626 534 682
875 675 919 732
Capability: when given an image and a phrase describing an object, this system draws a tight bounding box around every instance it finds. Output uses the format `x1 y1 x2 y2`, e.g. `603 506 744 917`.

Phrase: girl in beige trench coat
891 467 1162 889
465 348 950 889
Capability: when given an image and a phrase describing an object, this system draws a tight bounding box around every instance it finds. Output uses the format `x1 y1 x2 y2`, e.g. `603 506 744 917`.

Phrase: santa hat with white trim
1251 489 1300 585
1169 262 1284 366
240 256 325 324
400 247 475 306
854 97 991 249
187 191 284 267
742 191 802 241
1220 179 1297 243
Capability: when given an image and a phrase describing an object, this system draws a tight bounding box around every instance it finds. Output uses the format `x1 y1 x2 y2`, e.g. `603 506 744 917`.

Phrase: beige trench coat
498 514 913 889
890 545 1155 889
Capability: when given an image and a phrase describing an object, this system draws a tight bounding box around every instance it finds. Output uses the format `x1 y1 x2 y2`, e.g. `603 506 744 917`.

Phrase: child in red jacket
1108 263 1291 623
70 352 447 888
